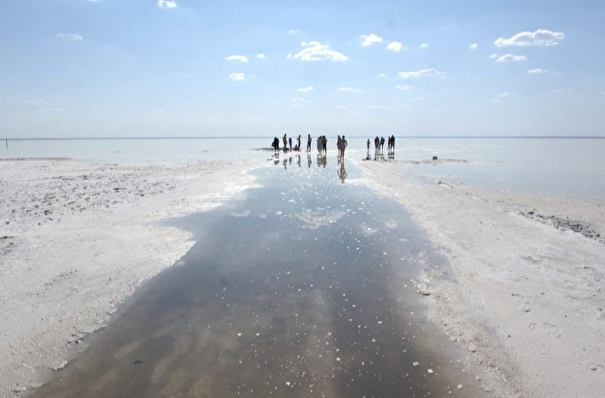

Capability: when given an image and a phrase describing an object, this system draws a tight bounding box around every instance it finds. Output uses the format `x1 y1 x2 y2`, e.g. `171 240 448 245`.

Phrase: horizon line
3 135 605 141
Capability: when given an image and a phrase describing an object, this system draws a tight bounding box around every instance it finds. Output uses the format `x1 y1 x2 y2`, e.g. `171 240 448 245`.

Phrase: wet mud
30 155 480 397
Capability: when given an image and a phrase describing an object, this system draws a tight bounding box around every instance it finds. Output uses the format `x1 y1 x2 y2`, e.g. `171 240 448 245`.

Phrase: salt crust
356 159 605 398
2 156 604 397
0 158 258 397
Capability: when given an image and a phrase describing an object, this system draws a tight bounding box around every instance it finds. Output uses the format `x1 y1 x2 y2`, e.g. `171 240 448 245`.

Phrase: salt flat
1 155 604 397
0 158 258 396
356 158 605 398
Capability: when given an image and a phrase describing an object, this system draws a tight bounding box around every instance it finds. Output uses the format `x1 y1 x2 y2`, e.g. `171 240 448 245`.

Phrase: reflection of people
307 153 312 167
338 160 347 183
317 154 327 168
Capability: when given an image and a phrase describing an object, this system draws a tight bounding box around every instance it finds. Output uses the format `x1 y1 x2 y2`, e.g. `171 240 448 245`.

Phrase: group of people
368 135 396 153
272 134 348 158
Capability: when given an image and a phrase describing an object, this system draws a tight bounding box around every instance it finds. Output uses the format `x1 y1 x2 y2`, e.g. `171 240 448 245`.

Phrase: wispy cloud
528 68 548 74
386 41 404 52
297 86 314 93
337 87 362 93
495 54 527 62
495 29 564 47
360 33 383 47
228 73 245 81
377 73 387 78
13 99 44 105
226 55 249 63
334 105 347 110
157 0 177 9
419 43 429 49
291 41 348 62
57 33 83 41
499 92 514 97
257 53 266 59
396 84 413 91
288 29 301 35
398 68 440 79
469 43 478 50
363 105 390 110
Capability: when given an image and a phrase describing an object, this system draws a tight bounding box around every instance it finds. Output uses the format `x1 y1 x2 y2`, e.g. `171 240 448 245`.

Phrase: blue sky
1 0 604 138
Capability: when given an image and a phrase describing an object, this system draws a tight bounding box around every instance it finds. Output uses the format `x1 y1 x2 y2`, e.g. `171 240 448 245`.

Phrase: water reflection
337 158 347 183
316 154 327 168
31 163 479 398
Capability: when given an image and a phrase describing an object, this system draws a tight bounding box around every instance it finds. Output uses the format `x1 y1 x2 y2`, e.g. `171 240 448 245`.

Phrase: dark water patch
30 158 481 397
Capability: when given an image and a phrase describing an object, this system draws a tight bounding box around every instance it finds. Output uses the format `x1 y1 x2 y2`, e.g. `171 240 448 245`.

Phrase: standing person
322 136 327 153
288 136 293 151
338 135 348 158
307 134 312 152
316 136 323 153
282 134 288 152
297 135 301 151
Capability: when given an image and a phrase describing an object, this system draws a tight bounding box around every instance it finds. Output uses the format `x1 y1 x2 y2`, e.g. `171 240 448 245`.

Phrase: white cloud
528 68 547 74
361 34 383 47
363 105 390 110
495 29 565 47
337 87 362 93
396 84 413 91
398 68 440 79
377 73 387 78
289 29 301 35
292 98 306 103
334 105 347 110
419 43 429 49
226 55 249 63
292 41 348 62
13 99 44 105
496 54 527 62
386 41 403 52
57 33 83 41
257 53 265 59
228 73 245 81
297 86 314 93
157 0 177 9
489 54 499 59
469 43 478 50
499 92 514 97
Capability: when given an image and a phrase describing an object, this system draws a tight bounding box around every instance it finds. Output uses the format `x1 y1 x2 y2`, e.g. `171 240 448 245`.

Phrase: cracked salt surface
31 159 481 397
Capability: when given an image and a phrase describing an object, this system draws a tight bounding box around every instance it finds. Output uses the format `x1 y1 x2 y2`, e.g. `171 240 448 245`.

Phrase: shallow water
31 154 480 397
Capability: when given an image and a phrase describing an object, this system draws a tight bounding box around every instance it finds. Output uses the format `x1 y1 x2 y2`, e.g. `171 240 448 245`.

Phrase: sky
1 0 605 138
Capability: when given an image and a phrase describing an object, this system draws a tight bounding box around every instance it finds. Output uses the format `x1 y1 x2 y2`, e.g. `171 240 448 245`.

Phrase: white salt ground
2 156 604 397
0 158 258 397
356 159 605 398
